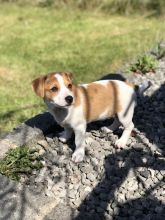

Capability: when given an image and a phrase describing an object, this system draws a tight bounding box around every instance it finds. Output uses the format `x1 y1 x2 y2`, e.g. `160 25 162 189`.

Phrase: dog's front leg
72 123 86 163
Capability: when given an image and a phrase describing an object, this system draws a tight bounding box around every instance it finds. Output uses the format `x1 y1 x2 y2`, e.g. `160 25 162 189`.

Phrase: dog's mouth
49 101 73 108
65 103 73 107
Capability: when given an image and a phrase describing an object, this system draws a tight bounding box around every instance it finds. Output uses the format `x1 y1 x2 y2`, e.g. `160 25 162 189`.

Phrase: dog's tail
126 79 151 97
135 80 152 96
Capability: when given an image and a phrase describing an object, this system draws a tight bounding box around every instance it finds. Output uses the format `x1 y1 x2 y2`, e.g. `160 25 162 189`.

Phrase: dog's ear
66 72 73 81
32 75 46 98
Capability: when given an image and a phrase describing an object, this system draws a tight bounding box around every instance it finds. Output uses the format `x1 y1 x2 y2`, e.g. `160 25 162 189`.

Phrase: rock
117 193 125 203
100 201 107 210
37 139 49 149
86 173 96 182
139 170 150 179
96 207 104 213
68 189 77 199
155 206 164 213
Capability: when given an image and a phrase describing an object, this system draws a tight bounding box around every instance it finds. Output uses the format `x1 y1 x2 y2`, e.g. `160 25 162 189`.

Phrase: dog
32 72 149 163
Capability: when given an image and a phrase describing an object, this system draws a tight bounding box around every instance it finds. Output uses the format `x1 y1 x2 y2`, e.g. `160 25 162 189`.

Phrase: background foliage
0 0 165 15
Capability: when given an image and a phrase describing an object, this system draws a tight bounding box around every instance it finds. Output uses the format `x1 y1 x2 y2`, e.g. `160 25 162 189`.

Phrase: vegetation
0 146 43 181
102 0 165 16
1 0 165 15
128 54 158 74
0 3 164 133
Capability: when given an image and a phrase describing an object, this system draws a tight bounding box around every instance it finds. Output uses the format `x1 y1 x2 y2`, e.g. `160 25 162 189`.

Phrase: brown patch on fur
77 81 122 122
32 75 47 97
32 72 73 99
32 72 59 98
44 74 60 100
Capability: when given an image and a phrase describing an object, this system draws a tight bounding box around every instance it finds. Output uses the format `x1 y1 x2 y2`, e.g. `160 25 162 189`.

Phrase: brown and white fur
32 72 146 163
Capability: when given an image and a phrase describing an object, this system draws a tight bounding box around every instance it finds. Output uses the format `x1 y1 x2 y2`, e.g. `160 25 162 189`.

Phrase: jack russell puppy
32 72 149 163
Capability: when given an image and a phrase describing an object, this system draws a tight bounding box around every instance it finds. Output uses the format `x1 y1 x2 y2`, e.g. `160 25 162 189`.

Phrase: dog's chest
49 107 69 125
50 105 85 128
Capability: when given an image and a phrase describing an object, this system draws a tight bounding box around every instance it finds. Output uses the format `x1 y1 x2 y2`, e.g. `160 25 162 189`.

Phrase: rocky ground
0 58 165 220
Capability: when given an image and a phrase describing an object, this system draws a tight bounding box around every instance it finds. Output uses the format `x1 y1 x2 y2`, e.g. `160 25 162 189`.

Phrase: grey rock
86 173 96 182
99 193 109 201
100 201 107 209
68 189 77 199
155 206 164 213
0 112 55 159
139 170 150 179
96 206 104 213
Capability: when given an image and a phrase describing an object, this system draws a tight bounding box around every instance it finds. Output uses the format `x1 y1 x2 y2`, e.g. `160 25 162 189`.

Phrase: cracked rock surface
0 59 165 220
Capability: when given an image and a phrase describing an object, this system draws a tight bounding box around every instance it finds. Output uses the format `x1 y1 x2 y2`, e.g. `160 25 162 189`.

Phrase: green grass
127 54 158 74
0 3 165 133
0 146 43 181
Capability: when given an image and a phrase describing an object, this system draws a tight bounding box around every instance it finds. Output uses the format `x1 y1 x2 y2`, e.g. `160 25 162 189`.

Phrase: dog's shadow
74 147 165 220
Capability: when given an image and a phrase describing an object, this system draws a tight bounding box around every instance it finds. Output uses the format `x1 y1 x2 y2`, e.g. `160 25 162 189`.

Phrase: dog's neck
45 100 69 125
52 106 69 125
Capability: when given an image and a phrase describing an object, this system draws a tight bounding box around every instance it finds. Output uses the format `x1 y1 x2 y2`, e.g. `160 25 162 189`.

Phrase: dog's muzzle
65 96 73 105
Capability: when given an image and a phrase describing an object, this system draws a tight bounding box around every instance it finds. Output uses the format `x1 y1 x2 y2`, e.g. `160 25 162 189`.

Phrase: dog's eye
50 86 58 92
68 84 72 89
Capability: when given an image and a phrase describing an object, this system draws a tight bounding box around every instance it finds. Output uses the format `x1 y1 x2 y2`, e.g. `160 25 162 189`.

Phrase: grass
0 146 43 181
1 0 165 15
0 3 165 133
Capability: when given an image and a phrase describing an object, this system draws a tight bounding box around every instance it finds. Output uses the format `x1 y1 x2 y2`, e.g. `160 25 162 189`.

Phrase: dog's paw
72 149 85 163
115 138 127 148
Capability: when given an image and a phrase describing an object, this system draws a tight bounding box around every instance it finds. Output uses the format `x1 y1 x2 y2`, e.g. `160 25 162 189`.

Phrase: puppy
32 72 146 163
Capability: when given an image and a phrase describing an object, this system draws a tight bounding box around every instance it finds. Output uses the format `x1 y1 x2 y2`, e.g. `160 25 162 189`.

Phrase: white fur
49 89 87 163
52 74 73 107
113 80 135 147
47 78 137 162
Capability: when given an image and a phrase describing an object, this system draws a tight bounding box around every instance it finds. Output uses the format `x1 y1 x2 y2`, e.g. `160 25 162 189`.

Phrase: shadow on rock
74 145 165 220
134 83 165 154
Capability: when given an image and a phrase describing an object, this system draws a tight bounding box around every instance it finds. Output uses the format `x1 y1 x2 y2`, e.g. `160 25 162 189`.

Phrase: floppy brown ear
67 72 73 81
32 76 46 98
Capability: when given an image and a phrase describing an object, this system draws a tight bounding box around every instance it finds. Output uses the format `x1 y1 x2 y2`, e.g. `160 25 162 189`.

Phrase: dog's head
32 72 74 108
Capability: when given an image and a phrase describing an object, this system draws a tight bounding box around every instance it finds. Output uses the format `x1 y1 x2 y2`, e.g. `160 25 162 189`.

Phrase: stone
139 170 150 179
68 189 77 199
96 207 104 213
86 173 96 182
99 193 109 201
37 139 49 149
155 206 164 213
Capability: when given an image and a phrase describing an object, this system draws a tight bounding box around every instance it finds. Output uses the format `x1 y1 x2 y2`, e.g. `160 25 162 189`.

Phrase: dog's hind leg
101 117 120 133
115 101 135 148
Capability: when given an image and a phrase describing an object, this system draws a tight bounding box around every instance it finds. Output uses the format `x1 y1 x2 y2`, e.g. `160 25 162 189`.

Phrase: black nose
65 96 73 104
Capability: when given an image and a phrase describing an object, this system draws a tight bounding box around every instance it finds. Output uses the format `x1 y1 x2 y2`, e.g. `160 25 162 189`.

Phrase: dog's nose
65 96 73 104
